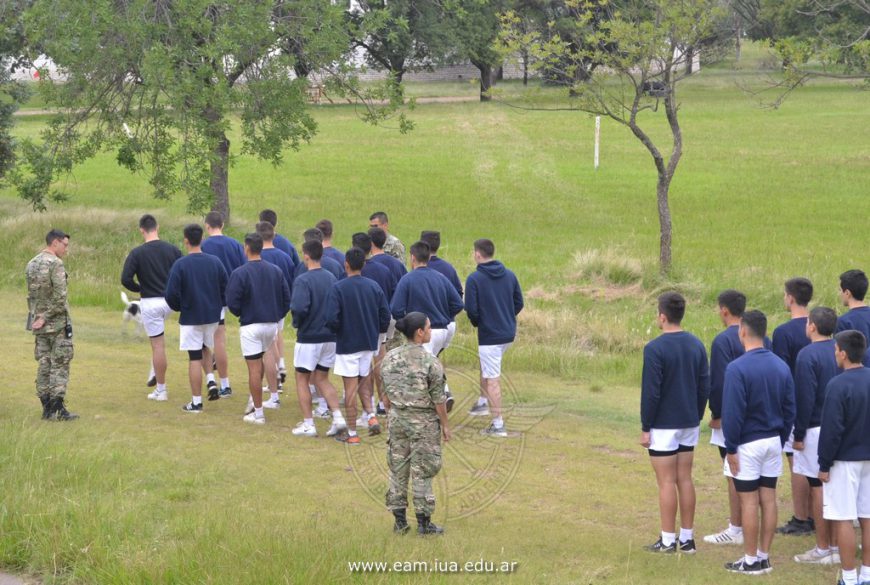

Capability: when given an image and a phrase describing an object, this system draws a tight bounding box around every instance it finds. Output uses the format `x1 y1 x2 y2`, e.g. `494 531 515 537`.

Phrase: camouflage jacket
25 251 69 335
383 234 406 262
381 343 446 415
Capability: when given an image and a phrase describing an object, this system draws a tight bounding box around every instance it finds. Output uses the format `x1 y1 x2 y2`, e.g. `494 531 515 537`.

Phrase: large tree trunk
473 60 493 102
522 49 529 86
210 131 230 222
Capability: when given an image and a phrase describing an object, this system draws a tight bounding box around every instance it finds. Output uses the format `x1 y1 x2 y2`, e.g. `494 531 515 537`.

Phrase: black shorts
733 476 778 493
649 444 695 457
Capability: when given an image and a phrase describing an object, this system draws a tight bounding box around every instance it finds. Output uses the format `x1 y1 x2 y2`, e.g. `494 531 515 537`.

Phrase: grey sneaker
219 386 232 398
468 403 490 416
480 423 507 437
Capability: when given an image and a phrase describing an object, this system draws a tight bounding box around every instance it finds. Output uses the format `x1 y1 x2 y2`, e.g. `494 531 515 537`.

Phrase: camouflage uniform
26 251 73 401
381 343 447 516
383 233 406 263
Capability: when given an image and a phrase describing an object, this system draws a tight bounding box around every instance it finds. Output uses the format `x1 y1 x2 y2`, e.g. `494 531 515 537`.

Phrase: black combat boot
393 509 410 534
416 513 444 536
53 397 79 421
40 395 52 420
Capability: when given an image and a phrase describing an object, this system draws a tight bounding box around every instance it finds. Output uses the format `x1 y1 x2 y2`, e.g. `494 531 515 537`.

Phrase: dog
121 291 145 335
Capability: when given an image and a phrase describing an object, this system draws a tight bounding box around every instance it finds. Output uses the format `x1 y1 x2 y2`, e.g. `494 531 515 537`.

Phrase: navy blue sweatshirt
836 306 870 365
369 253 407 285
164 253 228 325
392 266 464 329
202 235 245 276
793 339 839 440
225 260 290 326
709 326 772 419
326 275 391 354
290 268 337 343
362 259 396 302
818 367 870 472
294 256 346 281
273 233 300 266
428 256 463 297
722 348 796 453
465 261 522 344
121 240 183 298
261 247 295 297
322 246 345 267
772 317 810 375
640 332 710 432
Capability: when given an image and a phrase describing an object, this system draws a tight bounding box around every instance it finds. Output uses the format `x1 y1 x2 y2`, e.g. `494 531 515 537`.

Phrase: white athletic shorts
334 351 374 378
422 328 451 357
239 323 280 358
649 426 700 453
710 427 726 448
823 460 870 521
179 323 218 351
141 297 174 337
479 343 512 379
793 427 821 479
294 342 336 371
445 321 457 348
783 428 796 454
724 436 783 481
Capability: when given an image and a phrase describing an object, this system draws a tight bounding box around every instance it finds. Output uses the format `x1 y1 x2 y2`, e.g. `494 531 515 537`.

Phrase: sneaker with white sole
181 402 203 413
243 412 265 425
314 406 331 419
480 423 507 437
703 527 744 545
263 397 280 409
219 386 232 398
327 420 347 436
724 557 767 575
147 389 168 401
794 547 838 564
292 422 317 437
468 403 490 417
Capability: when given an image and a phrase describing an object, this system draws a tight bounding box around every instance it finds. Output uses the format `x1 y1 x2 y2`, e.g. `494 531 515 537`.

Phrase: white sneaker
327 420 347 436
147 389 168 401
356 414 370 427
703 528 744 545
314 406 331 419
244 398 255 415
263 397 280 409
292 422 317 437
794 546 837 564
243 412 265 425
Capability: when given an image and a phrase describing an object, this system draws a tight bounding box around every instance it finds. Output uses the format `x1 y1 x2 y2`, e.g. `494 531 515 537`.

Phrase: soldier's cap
420 231 440 250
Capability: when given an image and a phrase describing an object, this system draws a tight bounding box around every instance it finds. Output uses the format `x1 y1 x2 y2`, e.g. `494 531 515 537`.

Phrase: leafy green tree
449 0 510 101
0 0 31 181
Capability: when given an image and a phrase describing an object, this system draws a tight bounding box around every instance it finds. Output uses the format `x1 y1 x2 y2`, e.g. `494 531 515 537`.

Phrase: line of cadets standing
641 272 870 584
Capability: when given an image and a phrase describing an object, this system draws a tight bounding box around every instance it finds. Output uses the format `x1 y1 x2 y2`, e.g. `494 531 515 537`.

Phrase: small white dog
121 291 144 334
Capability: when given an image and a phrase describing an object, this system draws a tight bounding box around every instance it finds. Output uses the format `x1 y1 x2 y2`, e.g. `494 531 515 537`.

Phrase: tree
500 0 722 273
0 0 32 181
12 0 407 220
450 0 510 101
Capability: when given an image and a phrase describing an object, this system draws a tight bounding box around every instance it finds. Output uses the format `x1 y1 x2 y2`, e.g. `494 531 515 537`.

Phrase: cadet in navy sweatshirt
256 221 295 386
836 269 870 367
639 292 708 555
259 208 300 266
201 211 245 398
721 310 795 575
225 232 290 425
791 307 840 564
163 224 228 413
316 218 345 267
817 330 870 585
353 232 396 302
325 247 391 444
293 228 345 281
369 227 407 284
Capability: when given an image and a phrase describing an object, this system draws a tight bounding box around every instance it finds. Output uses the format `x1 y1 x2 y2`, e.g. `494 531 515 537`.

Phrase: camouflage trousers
385 413 442 516
34 330 73 400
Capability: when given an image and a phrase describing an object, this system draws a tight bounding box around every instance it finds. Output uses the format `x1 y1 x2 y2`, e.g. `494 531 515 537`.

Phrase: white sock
254 407 264 419
348 429 358 437
756 550 768 561
304 418 313 426
493 416 504 428
333 411 345 423
842 569 858 585
317 397 327 410
660 531 675 547
728 522 743 536
270 392 279 402
192 396 202 406
371 398 376 411
679 528 693 542
157 383 167 393
831 545 840 553
278 358 286 370
206 373 216 384
744 554 758 565
309 384 319 398
220 377 229 389
477 397 488 407
859 566 870 582
378 401 385 410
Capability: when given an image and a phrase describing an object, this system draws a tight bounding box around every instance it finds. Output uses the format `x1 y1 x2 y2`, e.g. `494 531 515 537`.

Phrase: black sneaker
207 381 220 401
219 386 233 398
182 402 203 413
776 516 813 535
644 538 676 553
377 405 387 416
678 539 696 554
279 369 287 385
758 558 772 574
724 557 765 574
146 375 157 387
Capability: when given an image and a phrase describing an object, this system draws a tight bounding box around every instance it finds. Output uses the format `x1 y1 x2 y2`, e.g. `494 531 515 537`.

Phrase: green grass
1 47 869 583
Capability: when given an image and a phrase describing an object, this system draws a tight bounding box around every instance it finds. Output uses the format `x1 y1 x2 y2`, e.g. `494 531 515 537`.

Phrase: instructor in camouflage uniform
381 311 450 535
25 229 78 421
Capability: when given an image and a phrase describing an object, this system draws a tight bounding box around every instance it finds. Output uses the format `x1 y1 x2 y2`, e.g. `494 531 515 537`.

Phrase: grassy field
1 45 869 583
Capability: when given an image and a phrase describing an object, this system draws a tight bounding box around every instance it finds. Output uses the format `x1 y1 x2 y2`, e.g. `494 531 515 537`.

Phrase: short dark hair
658 292 686 324
183 223 204 247
345 247 366 271
244 232 263 255
45 229 69 245
255 221 275 241
741 310 767 339
259 209 278 227
204 211 224 229
351 232 372 255
474 238 495 259
369 211 389 224
840 270 869 301
139 214 158 232
302 239 323 261
409 241 431 264
315 219 333 239
835 330 867 364
368 227 386 249
809 306 838 337
420 231 440 253
303 228 323 243
785 277 813 307
717 289 747 317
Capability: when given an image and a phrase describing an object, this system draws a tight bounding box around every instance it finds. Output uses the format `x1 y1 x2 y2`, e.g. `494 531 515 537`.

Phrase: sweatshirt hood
477 260 506 279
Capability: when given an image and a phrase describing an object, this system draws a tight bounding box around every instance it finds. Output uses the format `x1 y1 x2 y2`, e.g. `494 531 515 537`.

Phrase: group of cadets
641 272 870 584
121 209 524 444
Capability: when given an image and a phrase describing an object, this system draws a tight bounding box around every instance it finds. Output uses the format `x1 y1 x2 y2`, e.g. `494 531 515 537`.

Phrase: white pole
594 116 601 170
